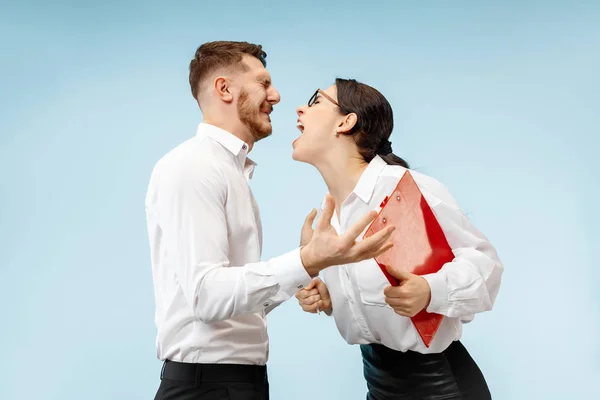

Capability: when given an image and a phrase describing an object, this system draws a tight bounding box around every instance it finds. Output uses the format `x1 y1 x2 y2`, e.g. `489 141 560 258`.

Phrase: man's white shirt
145 123 311 364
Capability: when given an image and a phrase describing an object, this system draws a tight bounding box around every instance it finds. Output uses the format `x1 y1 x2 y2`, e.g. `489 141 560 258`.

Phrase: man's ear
336 113 357 135
214 76 234 103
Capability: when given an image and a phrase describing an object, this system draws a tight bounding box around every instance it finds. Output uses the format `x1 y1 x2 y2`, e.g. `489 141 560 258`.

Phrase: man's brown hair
189 41 267 100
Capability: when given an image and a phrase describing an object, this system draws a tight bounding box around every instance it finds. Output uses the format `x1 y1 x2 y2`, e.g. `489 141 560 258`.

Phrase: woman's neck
315 154 368 220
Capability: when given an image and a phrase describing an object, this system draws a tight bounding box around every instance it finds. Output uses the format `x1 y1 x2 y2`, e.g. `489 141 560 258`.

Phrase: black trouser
361 341 491 400
154 360 269 400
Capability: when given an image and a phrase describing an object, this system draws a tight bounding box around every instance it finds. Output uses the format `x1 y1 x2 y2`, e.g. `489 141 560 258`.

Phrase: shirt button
263 302 269 307
242 144 247 150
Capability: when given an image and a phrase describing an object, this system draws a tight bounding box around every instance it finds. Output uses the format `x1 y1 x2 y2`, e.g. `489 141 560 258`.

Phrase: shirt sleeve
421 197 504 318
155 159 312 324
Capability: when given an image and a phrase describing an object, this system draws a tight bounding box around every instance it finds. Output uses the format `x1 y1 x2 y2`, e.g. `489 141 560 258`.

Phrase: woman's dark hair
335 78 409 168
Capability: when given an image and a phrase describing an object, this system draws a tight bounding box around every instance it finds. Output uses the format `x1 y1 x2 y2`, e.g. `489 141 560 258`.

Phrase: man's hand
383 267 431 317
300 194 395 276
295 277 332 314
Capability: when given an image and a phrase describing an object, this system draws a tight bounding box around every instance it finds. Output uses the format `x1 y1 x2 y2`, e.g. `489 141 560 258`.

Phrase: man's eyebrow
258 75 271 84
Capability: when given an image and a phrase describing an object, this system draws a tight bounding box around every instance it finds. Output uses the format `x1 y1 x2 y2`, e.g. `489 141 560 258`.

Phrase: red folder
363 171 453 347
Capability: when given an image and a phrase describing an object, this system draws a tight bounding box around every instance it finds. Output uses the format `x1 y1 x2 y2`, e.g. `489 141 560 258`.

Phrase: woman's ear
336 113 357 135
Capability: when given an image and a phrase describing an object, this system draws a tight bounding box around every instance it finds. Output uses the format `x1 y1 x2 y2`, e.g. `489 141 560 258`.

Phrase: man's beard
237 89 272 143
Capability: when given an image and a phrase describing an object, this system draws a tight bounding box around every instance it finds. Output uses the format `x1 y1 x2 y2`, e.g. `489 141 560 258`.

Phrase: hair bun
377 139 393 155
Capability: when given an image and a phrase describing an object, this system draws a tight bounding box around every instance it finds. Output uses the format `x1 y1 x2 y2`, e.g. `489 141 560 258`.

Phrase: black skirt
361 341 491 400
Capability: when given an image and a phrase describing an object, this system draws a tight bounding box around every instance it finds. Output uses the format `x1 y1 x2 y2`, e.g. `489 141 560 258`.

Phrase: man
145 41 395 400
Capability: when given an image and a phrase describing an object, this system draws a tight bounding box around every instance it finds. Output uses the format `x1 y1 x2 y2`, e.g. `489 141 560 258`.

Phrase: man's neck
203 116 255 152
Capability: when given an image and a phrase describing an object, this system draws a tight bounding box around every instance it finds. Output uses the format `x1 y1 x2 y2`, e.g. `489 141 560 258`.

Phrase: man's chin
252 129 272 142
244 120 271 142
255 122 273 140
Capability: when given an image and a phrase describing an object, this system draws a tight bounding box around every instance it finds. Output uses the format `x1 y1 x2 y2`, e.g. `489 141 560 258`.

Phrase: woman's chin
291 147 308 163
291 149 301 161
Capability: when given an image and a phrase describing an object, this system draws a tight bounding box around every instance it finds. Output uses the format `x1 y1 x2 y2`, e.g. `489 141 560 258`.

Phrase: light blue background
1 1 598 399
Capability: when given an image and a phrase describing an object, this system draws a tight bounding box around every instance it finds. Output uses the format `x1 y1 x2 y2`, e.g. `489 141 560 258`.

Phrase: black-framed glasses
308 89 339 107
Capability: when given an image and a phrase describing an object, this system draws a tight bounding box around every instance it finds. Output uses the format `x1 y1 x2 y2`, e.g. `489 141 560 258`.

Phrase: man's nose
267 86 281 105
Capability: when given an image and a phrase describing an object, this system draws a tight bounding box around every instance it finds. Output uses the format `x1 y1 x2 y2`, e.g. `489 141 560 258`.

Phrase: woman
293 79 503 399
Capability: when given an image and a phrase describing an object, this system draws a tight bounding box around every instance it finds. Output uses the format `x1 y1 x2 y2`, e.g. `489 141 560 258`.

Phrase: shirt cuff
422 271 449 315
271 248 313 298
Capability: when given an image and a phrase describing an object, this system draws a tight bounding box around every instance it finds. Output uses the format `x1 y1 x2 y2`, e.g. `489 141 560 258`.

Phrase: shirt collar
196 123 257 179
353 155 388 203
